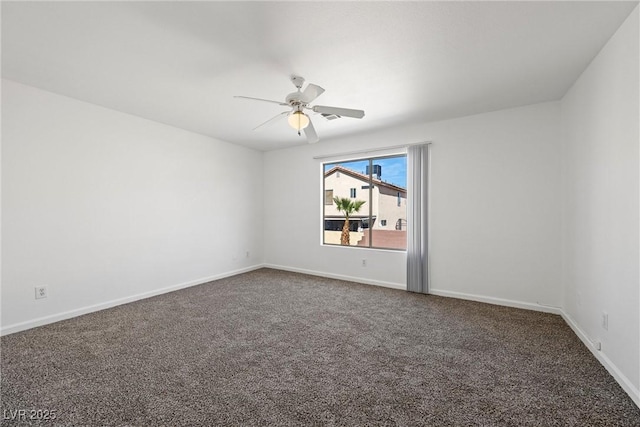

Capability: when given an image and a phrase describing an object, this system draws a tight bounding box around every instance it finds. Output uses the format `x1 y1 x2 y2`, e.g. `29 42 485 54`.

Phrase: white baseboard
560 311 640 408
264 263 406 290
428 288 563 315
0 264 265 336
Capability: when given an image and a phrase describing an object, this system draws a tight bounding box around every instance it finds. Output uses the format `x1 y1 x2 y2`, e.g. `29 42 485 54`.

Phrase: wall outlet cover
35 286 48 299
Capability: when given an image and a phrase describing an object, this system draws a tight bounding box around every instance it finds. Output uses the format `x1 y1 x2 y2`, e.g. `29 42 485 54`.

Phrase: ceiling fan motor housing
285 92 304 106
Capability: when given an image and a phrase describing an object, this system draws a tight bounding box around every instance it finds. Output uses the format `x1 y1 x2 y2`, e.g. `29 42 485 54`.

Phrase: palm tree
333 197 366 246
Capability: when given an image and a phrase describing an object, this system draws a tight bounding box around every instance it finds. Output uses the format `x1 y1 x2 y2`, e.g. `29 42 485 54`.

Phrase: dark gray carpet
2 268 639 426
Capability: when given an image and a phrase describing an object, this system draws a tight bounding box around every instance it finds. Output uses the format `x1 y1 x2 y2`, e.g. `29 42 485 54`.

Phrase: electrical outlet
35 286 48 300
602 312 608 330
246 251 250 258
361 259 367 267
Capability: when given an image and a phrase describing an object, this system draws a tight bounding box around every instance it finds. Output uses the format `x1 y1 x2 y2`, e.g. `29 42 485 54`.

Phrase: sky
324 155 407 189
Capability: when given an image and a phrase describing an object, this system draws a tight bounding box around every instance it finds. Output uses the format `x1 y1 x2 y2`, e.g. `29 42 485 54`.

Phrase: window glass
323 155 407 250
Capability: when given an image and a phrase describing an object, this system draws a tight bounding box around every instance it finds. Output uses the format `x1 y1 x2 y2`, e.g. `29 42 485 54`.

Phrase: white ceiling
2 1 638 151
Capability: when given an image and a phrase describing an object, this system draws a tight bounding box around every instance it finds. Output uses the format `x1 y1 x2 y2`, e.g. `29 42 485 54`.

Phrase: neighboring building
324 165 407 232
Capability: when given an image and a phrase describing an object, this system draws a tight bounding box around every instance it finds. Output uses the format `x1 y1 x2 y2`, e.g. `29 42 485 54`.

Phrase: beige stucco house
324 165 407 232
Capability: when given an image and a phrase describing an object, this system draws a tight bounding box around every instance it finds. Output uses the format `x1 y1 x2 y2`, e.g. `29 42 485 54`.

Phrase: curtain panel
406 144 430 293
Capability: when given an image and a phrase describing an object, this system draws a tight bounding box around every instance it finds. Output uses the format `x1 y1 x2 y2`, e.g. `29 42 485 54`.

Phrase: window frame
321 153 407 251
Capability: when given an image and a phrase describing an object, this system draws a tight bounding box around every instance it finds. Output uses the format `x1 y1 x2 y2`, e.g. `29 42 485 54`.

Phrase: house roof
324 166 407 194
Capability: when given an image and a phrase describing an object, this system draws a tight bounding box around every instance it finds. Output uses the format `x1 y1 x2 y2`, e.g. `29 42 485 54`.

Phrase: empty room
1 1 639 425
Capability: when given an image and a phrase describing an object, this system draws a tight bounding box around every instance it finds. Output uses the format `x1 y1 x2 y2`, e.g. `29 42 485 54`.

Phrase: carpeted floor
2 268 639 426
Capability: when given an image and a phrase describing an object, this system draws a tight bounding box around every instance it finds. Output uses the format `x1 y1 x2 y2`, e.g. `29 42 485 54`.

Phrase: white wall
1 80 264 333
561 5 639 398
264 101 563 309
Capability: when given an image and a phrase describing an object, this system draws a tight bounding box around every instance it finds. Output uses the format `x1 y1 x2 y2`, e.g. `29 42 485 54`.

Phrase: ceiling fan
234 75 365 144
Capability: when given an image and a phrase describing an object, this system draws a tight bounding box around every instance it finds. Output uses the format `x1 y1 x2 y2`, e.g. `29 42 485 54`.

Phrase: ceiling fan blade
312 105 365 119
304 119 319 144
234 96 288 106
299 84 325 103
253 111 289 131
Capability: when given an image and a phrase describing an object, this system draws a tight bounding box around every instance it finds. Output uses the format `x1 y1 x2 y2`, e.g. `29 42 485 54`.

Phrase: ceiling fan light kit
288 111 310 131
234 75 365 144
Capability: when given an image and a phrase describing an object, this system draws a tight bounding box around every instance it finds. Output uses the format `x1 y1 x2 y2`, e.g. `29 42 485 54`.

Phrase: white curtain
406 144 430 293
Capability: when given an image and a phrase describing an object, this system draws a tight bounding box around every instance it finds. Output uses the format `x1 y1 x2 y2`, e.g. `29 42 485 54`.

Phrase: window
324 189 334 205
322 154 407 250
